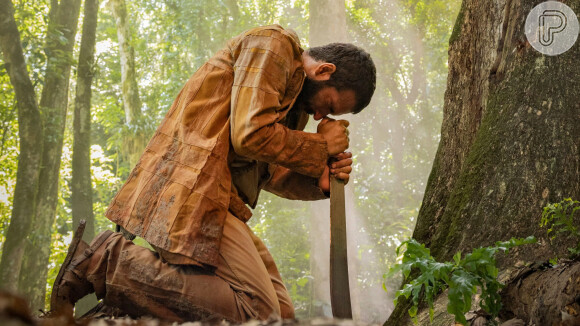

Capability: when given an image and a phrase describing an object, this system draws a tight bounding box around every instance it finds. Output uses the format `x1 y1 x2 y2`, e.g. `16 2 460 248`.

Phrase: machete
330 175 352 318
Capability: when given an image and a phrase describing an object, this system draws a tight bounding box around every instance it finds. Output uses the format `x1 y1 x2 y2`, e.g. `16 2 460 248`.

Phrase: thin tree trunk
109 0 144 169
18 0 82 309
386 0 580 324
72 0 99 244
0 0 44 291
309 0 348 47
308 0 347 317
110 0 141 125
71 0 100 314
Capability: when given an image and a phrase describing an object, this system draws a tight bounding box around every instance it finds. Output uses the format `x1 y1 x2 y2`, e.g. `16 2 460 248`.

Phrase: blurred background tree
0 0 459 322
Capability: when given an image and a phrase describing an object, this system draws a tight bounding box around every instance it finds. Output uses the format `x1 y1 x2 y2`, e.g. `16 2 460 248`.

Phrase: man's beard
294 77 327 115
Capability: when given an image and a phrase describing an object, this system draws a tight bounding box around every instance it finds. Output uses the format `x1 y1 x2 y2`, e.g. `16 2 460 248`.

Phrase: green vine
385 236 537 325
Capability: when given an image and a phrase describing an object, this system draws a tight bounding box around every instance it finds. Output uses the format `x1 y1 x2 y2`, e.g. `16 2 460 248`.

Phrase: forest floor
4 259 580 326
0 291 374 326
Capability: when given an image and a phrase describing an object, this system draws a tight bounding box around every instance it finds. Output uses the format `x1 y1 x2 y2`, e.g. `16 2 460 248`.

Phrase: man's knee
280 304 295 319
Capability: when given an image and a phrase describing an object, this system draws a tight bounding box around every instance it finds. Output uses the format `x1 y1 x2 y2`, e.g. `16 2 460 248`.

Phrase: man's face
296 78 357 121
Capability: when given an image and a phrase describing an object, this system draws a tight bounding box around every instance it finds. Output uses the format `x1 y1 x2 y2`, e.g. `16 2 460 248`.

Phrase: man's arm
264 151 353 200
263 165 328 200
229 28 328 178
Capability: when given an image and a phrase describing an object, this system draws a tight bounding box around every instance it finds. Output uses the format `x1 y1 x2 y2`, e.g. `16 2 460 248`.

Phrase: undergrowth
540 198 580 257
385 236 536 325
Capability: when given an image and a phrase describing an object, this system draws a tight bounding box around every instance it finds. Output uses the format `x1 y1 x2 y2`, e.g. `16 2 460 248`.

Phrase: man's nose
314 111 326 120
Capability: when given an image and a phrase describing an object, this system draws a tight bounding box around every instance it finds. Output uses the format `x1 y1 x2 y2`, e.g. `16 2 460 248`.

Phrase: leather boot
50 220 115 312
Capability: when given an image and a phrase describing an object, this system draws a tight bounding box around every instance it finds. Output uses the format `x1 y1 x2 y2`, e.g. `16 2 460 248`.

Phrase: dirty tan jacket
105 25 329 268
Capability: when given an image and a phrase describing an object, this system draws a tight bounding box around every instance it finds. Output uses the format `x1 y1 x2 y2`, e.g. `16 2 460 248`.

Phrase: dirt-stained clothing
105 25 329 269
86 212 294 322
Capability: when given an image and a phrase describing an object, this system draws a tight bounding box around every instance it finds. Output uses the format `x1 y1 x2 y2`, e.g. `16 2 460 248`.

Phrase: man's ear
313 63 336 81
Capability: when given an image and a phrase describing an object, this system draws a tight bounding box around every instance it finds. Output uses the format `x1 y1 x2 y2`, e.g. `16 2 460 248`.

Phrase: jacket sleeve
229 28 328 178
263 165 328 200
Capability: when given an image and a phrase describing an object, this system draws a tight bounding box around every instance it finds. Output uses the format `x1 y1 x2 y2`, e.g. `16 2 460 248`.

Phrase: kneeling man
51 25 376 322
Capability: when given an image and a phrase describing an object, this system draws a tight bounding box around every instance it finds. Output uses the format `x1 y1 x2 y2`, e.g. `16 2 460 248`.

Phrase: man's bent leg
58 214 287 321
215 213 287 319
87 233 254 322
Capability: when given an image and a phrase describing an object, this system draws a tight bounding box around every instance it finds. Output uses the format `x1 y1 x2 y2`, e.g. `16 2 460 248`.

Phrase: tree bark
0 0 44 292
18 0 82 309
110 0 142 125
500 260 580 325
386 0 580 324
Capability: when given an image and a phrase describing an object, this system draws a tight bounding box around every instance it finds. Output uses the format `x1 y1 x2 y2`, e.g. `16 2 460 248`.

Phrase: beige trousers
89 212 294 322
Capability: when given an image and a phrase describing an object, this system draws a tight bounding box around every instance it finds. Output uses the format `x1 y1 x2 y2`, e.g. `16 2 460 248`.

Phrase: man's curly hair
307 43 376 114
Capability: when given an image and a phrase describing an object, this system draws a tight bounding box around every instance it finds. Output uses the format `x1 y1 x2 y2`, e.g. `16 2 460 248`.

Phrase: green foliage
385 236 537 325
541 198 580 256
45 231 71 307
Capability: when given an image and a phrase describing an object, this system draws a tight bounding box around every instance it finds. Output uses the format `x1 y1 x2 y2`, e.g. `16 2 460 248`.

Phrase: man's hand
317 118 350 155
318 152 353 193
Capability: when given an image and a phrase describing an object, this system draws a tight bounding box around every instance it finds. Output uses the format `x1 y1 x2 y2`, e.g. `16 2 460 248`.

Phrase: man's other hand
318 152 353 193
317 118 350 155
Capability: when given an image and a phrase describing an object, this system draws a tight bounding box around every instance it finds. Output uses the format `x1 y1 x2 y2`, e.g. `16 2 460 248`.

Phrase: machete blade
330 176 352 318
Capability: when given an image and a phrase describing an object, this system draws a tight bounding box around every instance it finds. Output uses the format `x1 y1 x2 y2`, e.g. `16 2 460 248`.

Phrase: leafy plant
540 198 580 256
385 236 537 325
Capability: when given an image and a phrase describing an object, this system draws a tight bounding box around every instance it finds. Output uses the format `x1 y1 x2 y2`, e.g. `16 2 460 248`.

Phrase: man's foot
50 221 114 312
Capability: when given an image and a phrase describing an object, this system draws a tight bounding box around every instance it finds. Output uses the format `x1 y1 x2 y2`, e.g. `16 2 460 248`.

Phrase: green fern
385 236 536 325
540 198 580 256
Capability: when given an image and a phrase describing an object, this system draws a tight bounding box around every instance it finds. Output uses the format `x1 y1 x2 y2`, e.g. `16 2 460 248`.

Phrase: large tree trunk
386 0 580 324
18 0 82 310
0 0 44 292
308 0 348 318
